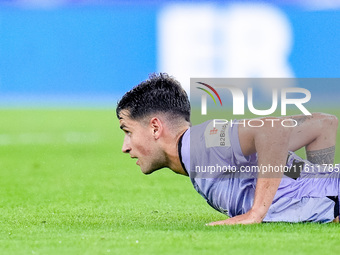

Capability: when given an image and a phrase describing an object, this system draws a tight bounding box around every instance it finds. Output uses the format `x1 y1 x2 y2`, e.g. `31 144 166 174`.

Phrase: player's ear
149 117 163 139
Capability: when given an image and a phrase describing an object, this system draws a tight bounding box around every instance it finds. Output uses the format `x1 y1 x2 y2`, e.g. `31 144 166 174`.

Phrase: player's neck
166 127 189 176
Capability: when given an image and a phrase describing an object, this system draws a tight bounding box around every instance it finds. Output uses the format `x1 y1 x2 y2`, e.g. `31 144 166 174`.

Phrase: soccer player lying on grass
116 73 340 225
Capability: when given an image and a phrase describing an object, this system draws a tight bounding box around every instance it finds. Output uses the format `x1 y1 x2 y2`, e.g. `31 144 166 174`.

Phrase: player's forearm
250 119 291 221
250 148 287 221
250 175 283 220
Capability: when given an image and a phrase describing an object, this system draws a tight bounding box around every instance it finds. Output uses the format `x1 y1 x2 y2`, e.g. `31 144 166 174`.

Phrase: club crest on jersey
210 127 218 135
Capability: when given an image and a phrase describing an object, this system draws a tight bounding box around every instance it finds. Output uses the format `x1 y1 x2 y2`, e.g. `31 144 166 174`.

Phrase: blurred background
0 0 339 108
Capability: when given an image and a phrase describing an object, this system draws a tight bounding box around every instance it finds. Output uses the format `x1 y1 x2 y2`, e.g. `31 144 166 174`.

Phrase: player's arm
208 118 292 225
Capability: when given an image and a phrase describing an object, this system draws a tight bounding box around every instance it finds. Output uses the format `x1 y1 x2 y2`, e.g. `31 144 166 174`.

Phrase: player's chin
141 168 154 175
140 167 155 175
140 165 158 175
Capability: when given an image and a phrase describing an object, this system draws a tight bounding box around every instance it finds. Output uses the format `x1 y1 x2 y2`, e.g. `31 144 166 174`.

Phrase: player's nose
122 136 131 153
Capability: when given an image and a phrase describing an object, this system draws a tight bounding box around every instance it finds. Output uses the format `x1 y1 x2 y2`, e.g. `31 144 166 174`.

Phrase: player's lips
130 156 139 165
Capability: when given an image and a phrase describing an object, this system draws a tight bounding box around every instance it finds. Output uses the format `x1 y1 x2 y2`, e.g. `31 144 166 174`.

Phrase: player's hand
206 210 262 226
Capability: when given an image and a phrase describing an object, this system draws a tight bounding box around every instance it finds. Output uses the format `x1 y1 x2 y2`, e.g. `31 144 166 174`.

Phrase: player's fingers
205 219 229 226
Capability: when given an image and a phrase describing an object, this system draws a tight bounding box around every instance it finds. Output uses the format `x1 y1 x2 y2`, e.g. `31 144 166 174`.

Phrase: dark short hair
116 73 190 122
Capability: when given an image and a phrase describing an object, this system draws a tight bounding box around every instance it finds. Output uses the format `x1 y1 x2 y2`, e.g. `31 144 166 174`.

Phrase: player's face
118 112 165 174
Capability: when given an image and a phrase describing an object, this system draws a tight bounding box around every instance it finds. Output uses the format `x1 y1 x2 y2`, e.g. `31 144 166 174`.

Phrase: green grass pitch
0 109 339 255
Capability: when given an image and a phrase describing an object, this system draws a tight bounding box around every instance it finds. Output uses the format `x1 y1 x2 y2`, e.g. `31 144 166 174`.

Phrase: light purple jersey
179 120 340 222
